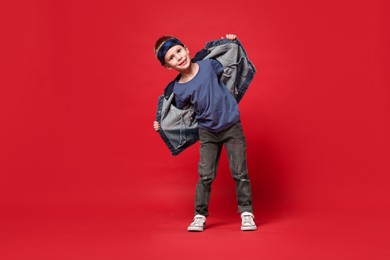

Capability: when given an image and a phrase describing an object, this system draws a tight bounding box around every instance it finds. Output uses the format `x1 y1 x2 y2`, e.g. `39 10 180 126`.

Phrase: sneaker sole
241 226 257 231
187 226 204 232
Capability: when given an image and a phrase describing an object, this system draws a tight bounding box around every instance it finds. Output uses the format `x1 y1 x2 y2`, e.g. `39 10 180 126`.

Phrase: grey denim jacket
155 38 256 156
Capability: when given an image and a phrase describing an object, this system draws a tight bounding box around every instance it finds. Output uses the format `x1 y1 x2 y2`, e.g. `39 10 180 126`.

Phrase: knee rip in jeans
201 175 215 182
233 172 249 182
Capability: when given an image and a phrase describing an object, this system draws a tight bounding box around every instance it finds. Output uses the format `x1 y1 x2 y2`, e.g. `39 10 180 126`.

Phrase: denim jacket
155 38 256 156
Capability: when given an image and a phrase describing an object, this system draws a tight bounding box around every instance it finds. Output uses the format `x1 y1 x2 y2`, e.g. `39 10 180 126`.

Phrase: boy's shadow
248 134 292 225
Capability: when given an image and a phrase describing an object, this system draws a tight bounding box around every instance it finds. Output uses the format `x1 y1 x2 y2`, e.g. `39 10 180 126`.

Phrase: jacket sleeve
155 93 199 156
203 39 256 103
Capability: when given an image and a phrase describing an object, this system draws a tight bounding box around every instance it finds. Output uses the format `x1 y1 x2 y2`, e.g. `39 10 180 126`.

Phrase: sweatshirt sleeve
209 59 224 78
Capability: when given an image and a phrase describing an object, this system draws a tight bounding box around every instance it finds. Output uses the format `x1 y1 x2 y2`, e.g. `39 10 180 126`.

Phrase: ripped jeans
195 121 253 217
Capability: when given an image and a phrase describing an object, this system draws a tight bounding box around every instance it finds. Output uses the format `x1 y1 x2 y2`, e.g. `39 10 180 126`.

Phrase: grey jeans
195 121 253 217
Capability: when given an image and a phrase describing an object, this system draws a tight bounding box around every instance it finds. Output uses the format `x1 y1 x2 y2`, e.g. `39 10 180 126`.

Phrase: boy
153 34 256 232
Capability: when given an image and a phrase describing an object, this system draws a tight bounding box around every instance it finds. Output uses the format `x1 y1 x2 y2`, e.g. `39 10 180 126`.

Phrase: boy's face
164 45 191 71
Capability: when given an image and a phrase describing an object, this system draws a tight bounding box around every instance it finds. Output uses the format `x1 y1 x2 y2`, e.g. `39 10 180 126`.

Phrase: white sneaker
241 212 257 231
187 214 206 232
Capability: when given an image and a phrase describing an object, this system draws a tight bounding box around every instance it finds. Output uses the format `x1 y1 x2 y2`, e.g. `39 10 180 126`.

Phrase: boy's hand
224 34 237 41
153 121 160 131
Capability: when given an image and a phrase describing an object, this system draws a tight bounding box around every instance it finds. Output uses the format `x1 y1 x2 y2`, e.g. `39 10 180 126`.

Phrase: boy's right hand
153 121 160 131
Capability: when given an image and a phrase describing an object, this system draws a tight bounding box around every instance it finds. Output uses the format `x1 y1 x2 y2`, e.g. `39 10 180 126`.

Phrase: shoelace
192 217 205 226
242 215 253 225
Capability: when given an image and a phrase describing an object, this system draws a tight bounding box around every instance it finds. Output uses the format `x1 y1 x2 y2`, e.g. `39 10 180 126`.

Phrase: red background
1 0 389 259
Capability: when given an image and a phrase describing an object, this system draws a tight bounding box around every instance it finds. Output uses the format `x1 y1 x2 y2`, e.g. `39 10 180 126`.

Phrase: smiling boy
153 34 257 232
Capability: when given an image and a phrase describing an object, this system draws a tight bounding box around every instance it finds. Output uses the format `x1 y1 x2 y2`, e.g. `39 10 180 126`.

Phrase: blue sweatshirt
173 59 240 132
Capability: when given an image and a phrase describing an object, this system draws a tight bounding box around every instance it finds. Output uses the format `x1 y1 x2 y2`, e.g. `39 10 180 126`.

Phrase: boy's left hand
224 34 237 40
